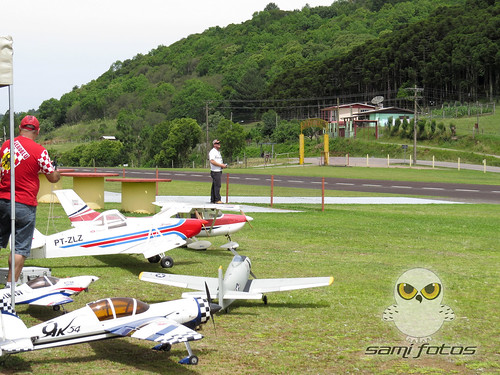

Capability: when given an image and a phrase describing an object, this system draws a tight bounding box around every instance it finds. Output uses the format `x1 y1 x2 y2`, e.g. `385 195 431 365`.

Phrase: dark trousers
210 171 222 203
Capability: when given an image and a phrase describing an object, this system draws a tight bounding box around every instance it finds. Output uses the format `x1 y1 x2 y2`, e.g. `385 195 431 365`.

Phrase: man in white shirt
209 139 227 203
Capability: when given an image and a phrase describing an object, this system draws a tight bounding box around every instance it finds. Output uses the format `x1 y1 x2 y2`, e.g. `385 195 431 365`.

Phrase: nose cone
210 302 222 315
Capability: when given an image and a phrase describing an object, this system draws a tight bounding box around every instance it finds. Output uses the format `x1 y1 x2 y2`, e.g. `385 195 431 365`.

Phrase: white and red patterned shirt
0 136 56 206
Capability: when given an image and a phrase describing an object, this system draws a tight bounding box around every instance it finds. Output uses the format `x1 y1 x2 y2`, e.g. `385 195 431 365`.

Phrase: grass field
0 170 498 374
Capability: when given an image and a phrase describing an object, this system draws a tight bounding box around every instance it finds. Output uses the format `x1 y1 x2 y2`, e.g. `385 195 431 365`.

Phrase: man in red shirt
0 115 60 287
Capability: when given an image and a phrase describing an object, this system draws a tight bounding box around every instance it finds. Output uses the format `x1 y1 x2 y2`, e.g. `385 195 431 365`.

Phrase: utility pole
205 102 209 168
407 85 423 164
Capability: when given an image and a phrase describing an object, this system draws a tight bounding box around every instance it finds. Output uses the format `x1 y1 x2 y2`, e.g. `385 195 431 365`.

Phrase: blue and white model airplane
0 291 221 364
140 249 334 311
1 275 98 311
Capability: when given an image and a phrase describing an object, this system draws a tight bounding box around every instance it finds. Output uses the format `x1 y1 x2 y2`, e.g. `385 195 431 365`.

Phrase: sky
0 0 333 114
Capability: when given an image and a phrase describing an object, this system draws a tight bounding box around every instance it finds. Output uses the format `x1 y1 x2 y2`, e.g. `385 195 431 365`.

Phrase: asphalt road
70 166 500 204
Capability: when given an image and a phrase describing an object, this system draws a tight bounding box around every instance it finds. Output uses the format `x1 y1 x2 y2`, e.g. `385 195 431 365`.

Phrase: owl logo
383 268 454 342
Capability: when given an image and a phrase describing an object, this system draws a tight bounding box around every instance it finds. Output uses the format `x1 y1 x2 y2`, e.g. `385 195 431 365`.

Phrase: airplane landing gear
262 295 268 305
178 342 199 365
148 255 161 263
161 256 174 268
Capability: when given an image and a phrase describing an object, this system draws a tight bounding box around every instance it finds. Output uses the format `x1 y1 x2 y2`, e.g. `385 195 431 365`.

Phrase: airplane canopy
89 298 149 321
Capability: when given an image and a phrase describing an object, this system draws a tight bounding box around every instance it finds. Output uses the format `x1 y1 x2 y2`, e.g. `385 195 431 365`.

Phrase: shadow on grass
216 300 330 315
0 339 204 374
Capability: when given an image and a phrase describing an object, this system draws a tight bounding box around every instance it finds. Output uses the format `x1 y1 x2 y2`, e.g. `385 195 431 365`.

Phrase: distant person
209 139 227 204
0 115 60 288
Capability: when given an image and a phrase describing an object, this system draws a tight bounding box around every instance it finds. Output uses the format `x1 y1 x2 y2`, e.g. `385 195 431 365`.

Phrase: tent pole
8 84 16 308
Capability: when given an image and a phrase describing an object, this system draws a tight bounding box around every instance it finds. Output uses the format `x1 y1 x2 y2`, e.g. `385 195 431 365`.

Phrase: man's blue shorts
0 199 37 257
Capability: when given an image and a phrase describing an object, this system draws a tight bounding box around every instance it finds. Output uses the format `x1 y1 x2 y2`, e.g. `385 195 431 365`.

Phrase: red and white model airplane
153 202 254 250
1 275 98 310
29 190 207 268
0 290 220 364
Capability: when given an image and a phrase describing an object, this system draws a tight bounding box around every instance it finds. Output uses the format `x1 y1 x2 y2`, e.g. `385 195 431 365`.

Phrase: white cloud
0 0 332 114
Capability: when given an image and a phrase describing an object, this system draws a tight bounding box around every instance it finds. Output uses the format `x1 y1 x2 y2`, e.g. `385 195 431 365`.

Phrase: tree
272 119 300 143
155 118 202 167
168 80 222 123
216 119 246 162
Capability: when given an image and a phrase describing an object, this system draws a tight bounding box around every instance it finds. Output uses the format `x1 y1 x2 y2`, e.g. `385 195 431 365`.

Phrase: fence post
458 157 461 171
366 154 369 167
432 155 435 169
322 177 325 212
483 159 486 173
270 175 274 208
226 173 229 203
387 154 390 168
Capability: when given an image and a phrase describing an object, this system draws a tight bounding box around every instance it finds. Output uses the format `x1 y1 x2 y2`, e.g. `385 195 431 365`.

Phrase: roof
353 107 414 115
321 103 376 111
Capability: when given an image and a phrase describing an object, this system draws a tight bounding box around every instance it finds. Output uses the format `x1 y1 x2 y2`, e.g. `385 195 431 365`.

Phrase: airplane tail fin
54 189 100 224
0 297 33 355
31 228 46 250
217 266 226 310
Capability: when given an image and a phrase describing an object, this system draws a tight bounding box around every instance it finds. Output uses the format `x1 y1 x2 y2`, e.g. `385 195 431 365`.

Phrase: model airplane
0 291 221 364
29 189 208 268
139 249 334 311
153 201 253 250
1 275 98 311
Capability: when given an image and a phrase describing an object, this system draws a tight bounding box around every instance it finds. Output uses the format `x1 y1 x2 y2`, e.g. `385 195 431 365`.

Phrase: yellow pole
323 133 329 166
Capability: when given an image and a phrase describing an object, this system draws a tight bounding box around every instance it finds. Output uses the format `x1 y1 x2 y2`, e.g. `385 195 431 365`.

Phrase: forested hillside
268 0 499 107
31 0 471 129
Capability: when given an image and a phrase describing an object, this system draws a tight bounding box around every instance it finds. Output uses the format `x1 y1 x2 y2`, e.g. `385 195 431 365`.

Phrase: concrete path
105 192 464 213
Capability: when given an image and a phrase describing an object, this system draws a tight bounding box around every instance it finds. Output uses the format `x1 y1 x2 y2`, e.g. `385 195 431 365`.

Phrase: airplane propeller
195 210 210 236
240 209 253 229
204 282 221 332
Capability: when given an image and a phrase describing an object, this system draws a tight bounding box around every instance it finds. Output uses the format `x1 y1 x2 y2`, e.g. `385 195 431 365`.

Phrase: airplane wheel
161 256 174 268
148 255 161 263
160 343 171 351
53 305 61 312
189 355 199 365
262 295 268 305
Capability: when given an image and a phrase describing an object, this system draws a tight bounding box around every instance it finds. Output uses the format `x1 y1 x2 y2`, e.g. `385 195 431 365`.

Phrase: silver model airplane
139 249 334 311
0 289 220 364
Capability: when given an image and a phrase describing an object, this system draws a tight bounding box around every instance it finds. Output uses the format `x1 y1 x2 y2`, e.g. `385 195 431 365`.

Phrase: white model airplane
153 202 254 250
29 189 207 268
0 291 221 364
139 249 334 311
1 275 98 311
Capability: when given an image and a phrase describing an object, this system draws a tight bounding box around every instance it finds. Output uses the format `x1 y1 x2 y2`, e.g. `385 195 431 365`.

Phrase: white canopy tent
0 35 17 307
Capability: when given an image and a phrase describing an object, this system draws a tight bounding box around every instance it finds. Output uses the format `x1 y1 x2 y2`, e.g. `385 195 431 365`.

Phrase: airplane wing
25 294 74 306
141 234 187 259
110 317 203 345
244 277 334 294
139 272 219 296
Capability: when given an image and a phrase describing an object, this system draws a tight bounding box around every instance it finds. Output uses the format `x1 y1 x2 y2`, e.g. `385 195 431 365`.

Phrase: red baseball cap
19 115 40 133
